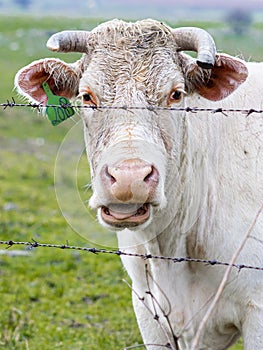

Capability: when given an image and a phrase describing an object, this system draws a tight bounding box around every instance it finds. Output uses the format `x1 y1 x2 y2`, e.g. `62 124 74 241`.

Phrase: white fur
115 62 263 349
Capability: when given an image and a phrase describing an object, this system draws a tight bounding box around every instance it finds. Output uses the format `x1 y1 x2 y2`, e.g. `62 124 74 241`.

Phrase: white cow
15 19 263 349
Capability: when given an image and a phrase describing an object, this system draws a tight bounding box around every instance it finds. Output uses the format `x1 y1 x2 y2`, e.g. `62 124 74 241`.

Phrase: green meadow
1 14 262 349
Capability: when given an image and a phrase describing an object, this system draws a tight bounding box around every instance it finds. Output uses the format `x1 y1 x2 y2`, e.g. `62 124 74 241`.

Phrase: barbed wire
1 97 263 116
1 239 263 272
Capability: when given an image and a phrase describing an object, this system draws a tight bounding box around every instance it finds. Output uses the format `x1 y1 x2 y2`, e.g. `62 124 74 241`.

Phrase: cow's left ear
15 58 81 105
196 54 248 101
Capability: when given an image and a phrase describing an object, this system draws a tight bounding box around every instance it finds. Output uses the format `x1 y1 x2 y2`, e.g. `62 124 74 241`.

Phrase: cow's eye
171 90 182 101
83 93 92 102
167 88 185 106
169 89 183 103
81 90 98 107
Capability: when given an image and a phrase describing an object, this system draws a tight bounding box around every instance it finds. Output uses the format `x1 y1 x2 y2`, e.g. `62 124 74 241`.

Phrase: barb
0 98 44 112
1 98 263 116
1 240 263 272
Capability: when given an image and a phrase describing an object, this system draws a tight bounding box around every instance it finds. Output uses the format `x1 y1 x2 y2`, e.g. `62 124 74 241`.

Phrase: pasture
1 14 262 349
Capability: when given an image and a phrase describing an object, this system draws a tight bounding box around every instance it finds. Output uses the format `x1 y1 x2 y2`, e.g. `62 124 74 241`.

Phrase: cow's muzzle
99 158 159 228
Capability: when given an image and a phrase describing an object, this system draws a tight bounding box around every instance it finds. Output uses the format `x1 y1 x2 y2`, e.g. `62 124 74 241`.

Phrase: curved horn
46 30 90 53
172 27 216 69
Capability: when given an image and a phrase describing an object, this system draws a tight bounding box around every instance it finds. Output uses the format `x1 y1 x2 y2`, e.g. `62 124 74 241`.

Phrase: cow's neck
155 114 222 258
117 115 222 258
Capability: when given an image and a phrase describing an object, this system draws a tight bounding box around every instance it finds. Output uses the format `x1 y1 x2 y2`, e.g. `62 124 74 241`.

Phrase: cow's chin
99 203 152 230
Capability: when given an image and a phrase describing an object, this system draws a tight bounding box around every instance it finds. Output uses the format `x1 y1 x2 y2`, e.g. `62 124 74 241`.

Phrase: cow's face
78 31 186 230
15 19 248 231
81 94 177 231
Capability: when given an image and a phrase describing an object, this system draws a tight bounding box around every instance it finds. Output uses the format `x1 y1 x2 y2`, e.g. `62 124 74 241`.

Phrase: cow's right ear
195 54 248 101
15 58 81 105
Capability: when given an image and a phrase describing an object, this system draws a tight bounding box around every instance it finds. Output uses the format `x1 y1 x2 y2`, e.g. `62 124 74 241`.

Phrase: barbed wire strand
1 98 263 116
1 239 263 272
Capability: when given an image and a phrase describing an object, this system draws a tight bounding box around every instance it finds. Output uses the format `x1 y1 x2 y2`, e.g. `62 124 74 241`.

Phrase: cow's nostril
104 165 116 184
144 165 159 185
101 159 159 203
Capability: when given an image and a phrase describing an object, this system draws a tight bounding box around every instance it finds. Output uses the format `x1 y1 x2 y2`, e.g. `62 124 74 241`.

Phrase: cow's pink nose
101 159 159 203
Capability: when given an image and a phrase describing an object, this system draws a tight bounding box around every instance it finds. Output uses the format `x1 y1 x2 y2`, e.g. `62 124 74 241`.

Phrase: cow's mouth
101 203 150 228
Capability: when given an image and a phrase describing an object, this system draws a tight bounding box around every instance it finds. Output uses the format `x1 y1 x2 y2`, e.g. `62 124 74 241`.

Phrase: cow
15 19 263 349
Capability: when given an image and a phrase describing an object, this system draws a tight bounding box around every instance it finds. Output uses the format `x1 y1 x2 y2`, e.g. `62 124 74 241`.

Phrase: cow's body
15 19 263 349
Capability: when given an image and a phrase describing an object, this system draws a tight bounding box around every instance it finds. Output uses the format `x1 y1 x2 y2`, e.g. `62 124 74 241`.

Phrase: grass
0 15 141 349
1 14 262 349
0 127 141 349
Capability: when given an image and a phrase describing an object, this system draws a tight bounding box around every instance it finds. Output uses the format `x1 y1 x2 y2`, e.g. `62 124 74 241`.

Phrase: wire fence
1 99 262 350
1 97 263 116
1 239 263 272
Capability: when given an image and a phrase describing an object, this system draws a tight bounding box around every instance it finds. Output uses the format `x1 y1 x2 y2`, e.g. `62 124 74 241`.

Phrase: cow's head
15 19 248 232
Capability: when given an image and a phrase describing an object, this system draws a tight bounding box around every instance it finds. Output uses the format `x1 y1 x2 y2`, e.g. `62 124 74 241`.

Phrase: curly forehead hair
86 19 176 50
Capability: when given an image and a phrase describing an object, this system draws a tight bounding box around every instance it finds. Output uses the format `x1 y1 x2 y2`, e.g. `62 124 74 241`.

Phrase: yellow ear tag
42 82 75 126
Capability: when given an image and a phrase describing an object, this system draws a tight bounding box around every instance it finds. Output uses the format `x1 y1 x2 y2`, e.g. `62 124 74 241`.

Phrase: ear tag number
42 82 75 126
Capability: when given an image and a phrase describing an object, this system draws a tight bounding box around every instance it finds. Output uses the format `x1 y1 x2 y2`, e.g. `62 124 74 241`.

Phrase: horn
46 30 90 53
172 27 216 69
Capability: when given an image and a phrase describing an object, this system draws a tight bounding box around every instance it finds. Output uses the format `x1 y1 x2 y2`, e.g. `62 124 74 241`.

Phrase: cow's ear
195 54 248 101
15 58 81 105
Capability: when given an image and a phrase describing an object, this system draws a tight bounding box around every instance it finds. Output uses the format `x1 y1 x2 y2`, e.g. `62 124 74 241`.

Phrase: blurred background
1 0 263 21
0 1 261 349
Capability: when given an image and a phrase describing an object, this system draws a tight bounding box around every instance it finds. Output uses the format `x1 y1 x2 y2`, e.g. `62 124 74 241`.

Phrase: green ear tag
42 82 75 126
